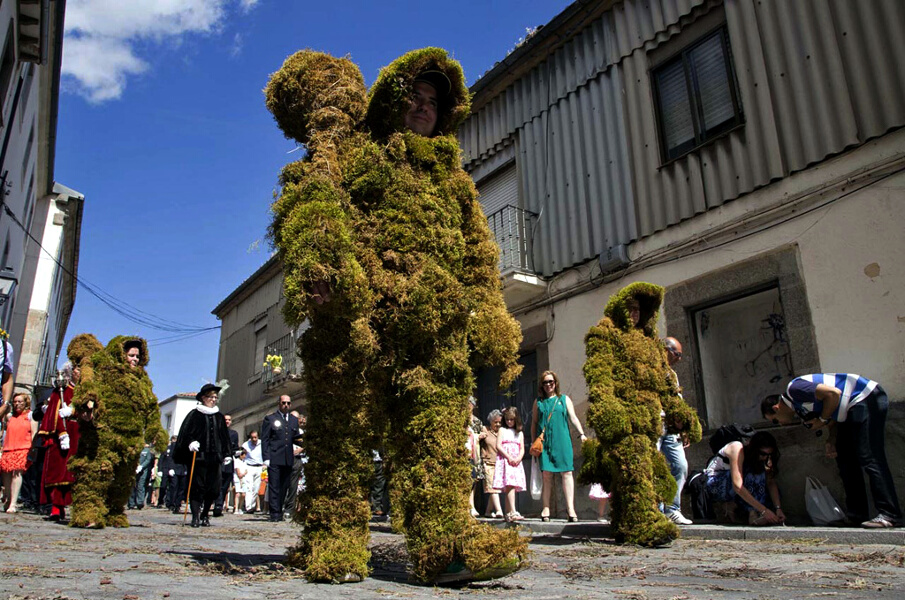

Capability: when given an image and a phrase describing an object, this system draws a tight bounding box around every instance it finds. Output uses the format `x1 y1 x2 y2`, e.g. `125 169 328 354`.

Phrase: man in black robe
174 384 231 527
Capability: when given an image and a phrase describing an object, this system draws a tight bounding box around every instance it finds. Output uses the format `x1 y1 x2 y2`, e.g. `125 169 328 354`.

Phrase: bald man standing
659 337 692 525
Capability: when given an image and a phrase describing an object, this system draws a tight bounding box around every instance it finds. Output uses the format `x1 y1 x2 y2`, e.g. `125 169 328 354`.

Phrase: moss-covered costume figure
580 283 702 546
69 335 167 528
264 48 527 583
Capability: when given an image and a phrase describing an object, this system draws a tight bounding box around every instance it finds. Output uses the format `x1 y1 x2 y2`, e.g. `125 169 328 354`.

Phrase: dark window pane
690 34 735 133
656 60 695 154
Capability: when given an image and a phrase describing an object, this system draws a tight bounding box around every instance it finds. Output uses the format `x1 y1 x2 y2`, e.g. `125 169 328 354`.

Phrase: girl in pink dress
493 406 526 522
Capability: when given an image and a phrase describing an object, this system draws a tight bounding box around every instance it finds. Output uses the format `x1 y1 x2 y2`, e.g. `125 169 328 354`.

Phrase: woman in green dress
531 370 587 521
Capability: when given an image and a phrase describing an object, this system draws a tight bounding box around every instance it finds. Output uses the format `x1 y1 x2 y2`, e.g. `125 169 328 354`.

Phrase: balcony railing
487 205 537 273
261 332 304 389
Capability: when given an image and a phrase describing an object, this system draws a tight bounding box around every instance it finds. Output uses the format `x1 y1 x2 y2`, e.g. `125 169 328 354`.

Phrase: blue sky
55 0 572 400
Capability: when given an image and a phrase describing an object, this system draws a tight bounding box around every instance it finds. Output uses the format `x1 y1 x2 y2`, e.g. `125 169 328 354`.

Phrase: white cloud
62 36 148 103
230 33 244 57
62 0 260 103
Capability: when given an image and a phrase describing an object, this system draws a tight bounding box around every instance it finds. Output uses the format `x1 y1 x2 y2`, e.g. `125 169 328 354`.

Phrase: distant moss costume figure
69 336 167 528
264 47 527 583
580 283 702 546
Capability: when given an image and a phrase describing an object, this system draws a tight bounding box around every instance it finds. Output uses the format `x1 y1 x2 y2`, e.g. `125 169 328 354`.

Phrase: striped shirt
785 373 879 423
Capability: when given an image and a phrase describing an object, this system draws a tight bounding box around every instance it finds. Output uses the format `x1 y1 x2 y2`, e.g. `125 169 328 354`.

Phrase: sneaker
235 508 244 515
862 515 897 528
666 511 693 525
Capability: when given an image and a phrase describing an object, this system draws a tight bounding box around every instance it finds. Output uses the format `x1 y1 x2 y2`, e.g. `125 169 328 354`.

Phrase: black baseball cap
413 69 451 98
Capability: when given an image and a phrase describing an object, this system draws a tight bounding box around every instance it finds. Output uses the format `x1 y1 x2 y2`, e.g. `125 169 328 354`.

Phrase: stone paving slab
0 508 902 600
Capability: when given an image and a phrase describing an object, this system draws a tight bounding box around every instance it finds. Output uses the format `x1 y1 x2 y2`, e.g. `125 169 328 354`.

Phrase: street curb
370 518 905 545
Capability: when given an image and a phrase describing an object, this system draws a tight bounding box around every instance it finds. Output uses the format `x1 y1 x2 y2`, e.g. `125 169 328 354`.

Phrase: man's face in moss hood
404 81 439 136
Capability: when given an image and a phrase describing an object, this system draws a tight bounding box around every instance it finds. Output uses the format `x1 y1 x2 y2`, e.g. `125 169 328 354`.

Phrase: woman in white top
704 431 784 525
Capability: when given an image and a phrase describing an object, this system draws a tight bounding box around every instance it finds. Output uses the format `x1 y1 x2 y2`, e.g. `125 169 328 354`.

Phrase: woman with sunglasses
531 370 587 522
704 431 784 525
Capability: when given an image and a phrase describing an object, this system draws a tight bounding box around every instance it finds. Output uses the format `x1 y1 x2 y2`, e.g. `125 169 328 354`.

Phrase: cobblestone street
1 508 902 599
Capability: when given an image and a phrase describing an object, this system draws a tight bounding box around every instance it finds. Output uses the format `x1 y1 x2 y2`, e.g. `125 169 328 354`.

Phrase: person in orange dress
1 393 38 512
39 362 81 521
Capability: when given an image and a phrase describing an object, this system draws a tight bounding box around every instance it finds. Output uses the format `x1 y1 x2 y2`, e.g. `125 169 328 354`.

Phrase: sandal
568 516 579 523
541 516 550 522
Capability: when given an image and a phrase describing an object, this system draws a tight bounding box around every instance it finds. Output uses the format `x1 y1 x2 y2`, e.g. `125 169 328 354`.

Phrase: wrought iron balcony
261 332 304 389
486 205 537 273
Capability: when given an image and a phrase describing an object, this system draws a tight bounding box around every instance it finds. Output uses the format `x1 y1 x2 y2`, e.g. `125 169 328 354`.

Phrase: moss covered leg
288 315 374 582
390 364 527 583
610 436 678 546
106 452 139 528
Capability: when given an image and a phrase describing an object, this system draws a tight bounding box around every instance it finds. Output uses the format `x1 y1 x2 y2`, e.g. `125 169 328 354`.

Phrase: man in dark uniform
261 395 300 521
214 413 240 517
174 384 231 527
157 436 175 508
128 443 154 509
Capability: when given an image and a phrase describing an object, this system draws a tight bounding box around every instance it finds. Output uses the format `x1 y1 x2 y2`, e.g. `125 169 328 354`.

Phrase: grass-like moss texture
69 336 166 529
265 48 525 583
580 282 702 546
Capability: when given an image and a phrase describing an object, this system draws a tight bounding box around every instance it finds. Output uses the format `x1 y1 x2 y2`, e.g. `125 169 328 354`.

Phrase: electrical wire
0 197 219 336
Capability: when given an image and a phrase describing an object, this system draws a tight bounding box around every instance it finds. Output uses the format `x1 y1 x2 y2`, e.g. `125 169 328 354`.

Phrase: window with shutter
652 27 743 163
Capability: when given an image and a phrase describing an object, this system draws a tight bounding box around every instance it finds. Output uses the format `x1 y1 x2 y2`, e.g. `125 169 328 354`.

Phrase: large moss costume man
69 336 166 528
264 48 527 583
580 282 702 546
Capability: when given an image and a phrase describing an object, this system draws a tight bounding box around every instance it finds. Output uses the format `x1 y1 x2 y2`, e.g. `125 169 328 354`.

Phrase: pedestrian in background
531 370 587 522
1 393 37 512
214 413 239 517
659 337 692 525
479 409 504 518
493 406 526 523
241 431 263 514
174 384 231 527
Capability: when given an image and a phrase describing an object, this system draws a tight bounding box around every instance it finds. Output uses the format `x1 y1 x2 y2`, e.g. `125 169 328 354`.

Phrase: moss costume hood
604 282 663 337
365 47 470 139
106 335 150 370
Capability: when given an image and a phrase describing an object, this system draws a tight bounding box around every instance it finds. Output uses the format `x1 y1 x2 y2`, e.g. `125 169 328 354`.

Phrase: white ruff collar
197 404 220 415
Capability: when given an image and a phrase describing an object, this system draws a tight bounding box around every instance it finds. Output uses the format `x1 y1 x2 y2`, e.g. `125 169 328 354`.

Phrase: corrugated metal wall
519 70 636 274
460 0 905 275
460 0 709 276
622 0 905 237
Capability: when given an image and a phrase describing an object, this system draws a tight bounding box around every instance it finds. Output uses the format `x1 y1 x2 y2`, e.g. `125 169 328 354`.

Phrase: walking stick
183 451 197 525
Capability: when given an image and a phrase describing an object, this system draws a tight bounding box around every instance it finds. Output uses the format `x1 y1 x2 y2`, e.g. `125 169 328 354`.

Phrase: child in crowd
233 449 248 514
589 484 610 523
492 406 526 522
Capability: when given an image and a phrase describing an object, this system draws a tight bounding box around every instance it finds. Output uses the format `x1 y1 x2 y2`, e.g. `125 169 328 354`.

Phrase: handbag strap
538 395 563 438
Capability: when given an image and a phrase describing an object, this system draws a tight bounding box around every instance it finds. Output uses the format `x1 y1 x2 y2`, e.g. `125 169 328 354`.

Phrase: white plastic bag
530 458 542 500
805 476 845 525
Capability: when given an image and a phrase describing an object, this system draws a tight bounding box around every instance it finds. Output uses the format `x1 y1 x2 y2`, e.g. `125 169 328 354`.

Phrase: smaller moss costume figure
69 336 166 528
265 47 527 583
580 283 702 546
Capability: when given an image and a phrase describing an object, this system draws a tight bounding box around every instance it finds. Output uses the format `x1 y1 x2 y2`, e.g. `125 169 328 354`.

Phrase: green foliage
582 282 702 546
265 47 524 583
69 335 165 527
